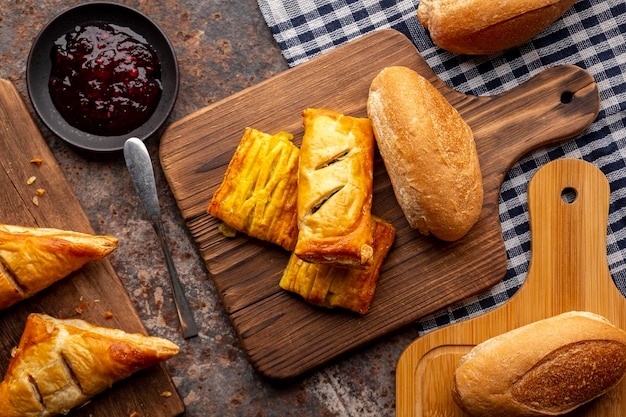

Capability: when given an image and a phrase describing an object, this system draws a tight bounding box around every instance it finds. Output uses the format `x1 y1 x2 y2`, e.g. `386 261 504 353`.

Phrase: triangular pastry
0 313 179 417
207 127 300 251
281 217 395 315
0 224 119 311
295 108 375 269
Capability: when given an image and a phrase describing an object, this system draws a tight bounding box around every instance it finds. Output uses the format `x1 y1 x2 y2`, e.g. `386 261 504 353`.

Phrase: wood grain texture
159 29 600 379
396 158 626 416
0 79 184 417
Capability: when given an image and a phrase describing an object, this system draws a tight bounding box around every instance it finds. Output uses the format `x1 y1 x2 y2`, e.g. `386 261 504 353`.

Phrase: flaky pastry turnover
0 313 179 417
281 216 395 314
0 224 118 311
295 108 375 269
207 127 300 251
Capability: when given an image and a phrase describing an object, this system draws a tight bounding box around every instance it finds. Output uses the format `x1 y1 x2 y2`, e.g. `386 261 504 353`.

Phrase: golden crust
281 217 395 315
367 66 483 241
453 311 626 416
207 128 300 251
0 313 179 417
0 224 119 311
295 108 375 268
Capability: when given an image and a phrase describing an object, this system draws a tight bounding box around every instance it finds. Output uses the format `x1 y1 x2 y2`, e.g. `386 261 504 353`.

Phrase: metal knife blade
124 137 198 339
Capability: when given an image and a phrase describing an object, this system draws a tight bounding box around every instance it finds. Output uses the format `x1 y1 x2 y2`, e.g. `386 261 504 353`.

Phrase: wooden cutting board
396 158 626 416
0 79 184 417
159 29 600 379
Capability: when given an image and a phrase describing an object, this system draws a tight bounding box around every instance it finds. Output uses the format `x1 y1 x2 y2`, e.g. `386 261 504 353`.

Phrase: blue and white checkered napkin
258 0 626 334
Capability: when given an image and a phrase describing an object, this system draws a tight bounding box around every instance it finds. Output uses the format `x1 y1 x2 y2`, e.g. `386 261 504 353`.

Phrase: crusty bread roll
453 311 626 416
418 0 576 54
367 66 483 241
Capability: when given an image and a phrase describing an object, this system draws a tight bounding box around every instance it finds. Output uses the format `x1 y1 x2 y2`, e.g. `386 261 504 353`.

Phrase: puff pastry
281 217 395 314
0 313 179 417
207 127 300 251
295 108 375 268
0 224 118 311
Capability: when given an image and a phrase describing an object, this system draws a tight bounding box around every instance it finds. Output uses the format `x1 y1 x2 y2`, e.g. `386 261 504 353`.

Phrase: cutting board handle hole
561 186 578 204
561 91 574 104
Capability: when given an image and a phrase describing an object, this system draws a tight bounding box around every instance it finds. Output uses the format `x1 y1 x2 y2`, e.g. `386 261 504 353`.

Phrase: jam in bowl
27 2 178 152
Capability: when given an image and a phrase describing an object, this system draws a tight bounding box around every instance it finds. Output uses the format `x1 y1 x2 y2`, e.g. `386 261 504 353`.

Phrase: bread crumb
129 412 139 417
75 300 89 314
160 391 172 398
32 196 39 206
104 311 114 319
30 158 43 166
27 176 36 185
36 188 45 197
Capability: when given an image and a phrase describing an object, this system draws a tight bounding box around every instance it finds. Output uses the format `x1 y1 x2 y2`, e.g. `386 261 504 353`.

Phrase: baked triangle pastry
281 216 395 314
0 224 118 311
0 313 179 417
207 127 300 251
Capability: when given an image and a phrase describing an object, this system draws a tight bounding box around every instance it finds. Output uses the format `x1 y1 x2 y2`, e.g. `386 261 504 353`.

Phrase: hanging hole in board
561 91 574 104
561 187 577 204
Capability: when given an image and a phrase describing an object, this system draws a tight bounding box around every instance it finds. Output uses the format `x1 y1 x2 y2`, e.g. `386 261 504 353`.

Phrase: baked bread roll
367 66 483 241
280 216 395 315
0 224 118 311
0 313 179 417
208 127 300 251
295 108 375 268
418 0 576 54
453 311 626 416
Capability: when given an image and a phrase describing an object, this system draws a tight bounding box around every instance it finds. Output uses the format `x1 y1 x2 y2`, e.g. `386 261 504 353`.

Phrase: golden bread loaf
418 0 576 54
0 224 118 311
453 311 626 416
0 313 179 417
367 66 483 241
295 108 375 268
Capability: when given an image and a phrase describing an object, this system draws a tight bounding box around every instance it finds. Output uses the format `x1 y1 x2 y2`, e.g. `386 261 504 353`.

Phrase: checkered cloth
257 0 626 334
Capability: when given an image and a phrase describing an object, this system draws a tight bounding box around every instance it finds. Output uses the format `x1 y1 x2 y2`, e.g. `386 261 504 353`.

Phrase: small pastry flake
281 217 395 315
0 313 179 417
295 108 375 268
207 128 299 251
0 224 119 311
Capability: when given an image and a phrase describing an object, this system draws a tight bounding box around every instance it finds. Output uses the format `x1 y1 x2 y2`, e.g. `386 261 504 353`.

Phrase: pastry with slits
0 224 118 311
295 108 375 269
281 216 395 314
0 313 179 417
207 127 299 251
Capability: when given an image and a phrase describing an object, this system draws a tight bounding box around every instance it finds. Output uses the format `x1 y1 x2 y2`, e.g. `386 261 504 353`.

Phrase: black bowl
26 2 179 152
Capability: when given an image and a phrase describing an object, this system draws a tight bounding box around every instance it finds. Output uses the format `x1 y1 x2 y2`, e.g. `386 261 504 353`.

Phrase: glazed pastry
0 224 119 311
281 217 395 314
295 108 375 268
207 127 300 251
0 313 179 417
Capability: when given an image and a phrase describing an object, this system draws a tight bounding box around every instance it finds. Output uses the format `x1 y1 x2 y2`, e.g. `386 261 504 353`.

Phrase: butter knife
124 137 198 339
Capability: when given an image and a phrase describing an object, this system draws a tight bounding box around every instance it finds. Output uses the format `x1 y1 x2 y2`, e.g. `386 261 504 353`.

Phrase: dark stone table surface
0 1 421 415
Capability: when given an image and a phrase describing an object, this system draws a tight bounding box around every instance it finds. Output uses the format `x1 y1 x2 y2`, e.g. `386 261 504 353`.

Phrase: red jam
49 22 162 136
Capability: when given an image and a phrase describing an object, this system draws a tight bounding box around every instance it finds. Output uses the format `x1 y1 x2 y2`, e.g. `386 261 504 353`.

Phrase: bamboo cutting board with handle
159 29 600 379
0 79 184 417
396 158 626 416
